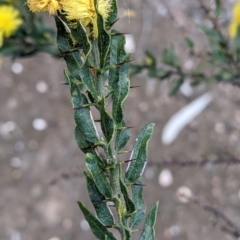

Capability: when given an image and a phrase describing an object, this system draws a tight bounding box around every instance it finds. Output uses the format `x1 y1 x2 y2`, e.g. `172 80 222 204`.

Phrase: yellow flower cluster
27 0 111 38
0 5 22 47
229 1 240 38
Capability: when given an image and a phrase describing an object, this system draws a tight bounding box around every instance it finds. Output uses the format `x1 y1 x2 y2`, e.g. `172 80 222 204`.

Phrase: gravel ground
1 1 240 240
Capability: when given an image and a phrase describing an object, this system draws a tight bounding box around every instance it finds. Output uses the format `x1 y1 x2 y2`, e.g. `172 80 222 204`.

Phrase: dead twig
148 158 240 167
178 193 240 238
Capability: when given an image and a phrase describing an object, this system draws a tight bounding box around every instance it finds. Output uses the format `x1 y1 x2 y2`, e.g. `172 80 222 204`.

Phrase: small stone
10 157 22 168
145 168 155 180
169 225 181 237
124 34 135 53
11 169 22 180
138 101 149 112
32 119 48 131
158 169 173 188
177 186 193 203
11 62 23 74
28 139 39 150
62 218 73 230
11 231 21 240
48 237 60 240
15 141 25 151
36 81 48 93
214 122 225 134
80 219 90 231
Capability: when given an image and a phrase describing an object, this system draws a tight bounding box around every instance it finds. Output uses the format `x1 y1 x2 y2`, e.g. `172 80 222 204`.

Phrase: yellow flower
61 0 111 38
229 1 240 38
27 0 62 14
0 5 22 47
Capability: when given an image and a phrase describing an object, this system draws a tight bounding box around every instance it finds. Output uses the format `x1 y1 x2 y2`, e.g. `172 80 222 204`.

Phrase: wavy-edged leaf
140 202 159 240
55 16 83 81
84 171 114 226
97 11 111 68
125 123 155 183
130 177 145 229
106 0 118 28
116 121 131 151
78 201 117 240
85 153 112 199
70 21 92 63
70 83 99 143
112 69 130 126
120 180 135 215
100 98 115 143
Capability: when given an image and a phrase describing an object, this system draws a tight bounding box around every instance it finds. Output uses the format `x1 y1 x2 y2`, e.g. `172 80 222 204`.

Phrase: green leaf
162 45 179 67
70 83 99 144
169 78 184 96
55 16 98 100
97 12 111 68
139 202 159 240
120 180 135 215
144 51 157 68
84 171 115 226
125 123 155 183
214 0 222 18
109 31 128 88
100 98 115 143
85 153 112 199
70 21 92 63
185 37 194 49
116 121 131 151
78 201 117 240
130 177 146 229
75 126 96 154
106 0 118 28
55 16 83 81
112 71 130 126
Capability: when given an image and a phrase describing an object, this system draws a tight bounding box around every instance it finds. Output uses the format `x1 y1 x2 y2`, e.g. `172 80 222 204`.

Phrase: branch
178 194 240 238
148 158 240 167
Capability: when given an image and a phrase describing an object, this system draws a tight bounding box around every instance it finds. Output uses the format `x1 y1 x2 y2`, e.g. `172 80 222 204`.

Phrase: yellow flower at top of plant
61 0 111 38
0 5 22 47
27 0 62 14
229 1 240 38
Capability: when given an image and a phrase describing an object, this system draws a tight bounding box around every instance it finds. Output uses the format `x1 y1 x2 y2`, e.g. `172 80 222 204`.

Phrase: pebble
124 34 136 53
11 62 23 74
48 237 61 240
15 141 25 151
10 157 22 168
62 218 73 230
145 168 155 180
177 186 193 203
158 169 173 188
80 219 90 231
32 118 48 131
11 231 21 240
36 81 48 93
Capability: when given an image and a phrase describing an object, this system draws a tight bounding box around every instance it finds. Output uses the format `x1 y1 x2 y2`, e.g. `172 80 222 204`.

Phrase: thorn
115 59 134 67
93 200 105 205
58 47 81 57
82 144 96 150
130 85 141 89
111 32 129 36
94 119 101 122
61 82 69 85
118 150 133 155
132 183 146 187
117 126 136 130
119 158 137 164
72 105 83 110
109 18 119 27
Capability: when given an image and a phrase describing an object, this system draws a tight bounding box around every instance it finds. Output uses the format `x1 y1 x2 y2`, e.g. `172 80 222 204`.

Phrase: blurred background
1 0 240 239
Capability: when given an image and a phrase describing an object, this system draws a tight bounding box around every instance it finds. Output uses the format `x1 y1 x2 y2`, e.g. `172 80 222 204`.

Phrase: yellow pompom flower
229 1 240 38
27 0 62 14
0 5 22 47
61 0 111 38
